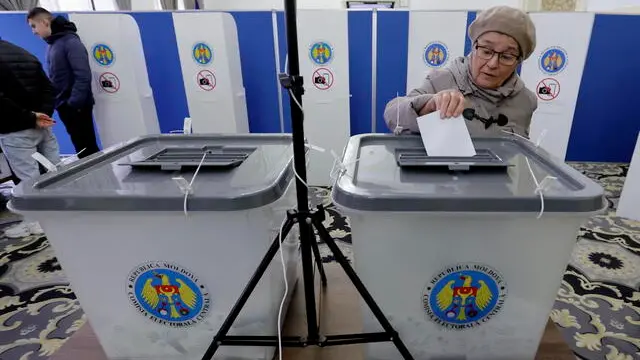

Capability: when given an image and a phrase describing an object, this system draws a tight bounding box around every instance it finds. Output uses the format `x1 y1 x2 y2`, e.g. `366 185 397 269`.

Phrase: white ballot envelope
417 111 476 157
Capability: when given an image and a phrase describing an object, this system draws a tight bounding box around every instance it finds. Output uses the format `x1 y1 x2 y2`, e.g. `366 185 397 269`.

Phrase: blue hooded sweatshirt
45 16 94 109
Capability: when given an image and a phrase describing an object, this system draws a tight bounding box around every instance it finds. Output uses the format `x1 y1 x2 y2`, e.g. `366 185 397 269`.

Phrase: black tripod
201 1 414 358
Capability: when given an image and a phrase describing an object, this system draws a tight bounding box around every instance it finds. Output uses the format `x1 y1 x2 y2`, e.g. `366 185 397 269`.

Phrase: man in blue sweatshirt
27 7 100 158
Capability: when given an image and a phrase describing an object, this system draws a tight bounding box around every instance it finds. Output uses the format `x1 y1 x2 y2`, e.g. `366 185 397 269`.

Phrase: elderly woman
384 6 537 137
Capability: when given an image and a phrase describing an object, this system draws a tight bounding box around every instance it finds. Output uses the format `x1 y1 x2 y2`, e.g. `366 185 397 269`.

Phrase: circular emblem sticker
92 43 115 67
309 41 333 66
422 263 507 330
539 46 568 75
192 42 213 66
127 261 210 327
424 41 448 68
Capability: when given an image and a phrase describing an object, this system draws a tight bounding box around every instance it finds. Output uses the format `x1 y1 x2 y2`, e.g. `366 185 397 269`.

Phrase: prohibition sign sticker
98 72 120 93
312 68 334 90
197 70 216 91
536 78 560 101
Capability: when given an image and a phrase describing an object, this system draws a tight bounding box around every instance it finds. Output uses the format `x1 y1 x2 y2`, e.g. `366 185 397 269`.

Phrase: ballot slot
121 146 257 171
395 148 510 172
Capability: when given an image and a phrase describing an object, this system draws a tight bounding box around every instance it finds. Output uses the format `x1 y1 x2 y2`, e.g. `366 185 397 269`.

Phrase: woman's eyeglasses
474 44 520 66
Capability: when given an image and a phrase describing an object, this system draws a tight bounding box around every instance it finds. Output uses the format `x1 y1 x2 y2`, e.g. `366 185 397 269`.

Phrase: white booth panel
409 0 524 10
202 0 346 10
580 0 640 12
70 13 160 148
406 11 468 93
173 12 249 134
297 10 351 186
203 0 283 10
617 132 640 221
520 12 594 161
130 0 161 10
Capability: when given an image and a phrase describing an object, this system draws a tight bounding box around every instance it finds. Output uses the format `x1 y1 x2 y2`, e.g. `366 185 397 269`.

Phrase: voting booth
297 10 352 186
1 9 638 169
519 12 595 161
406 11 468 92
332 134 605 359
9 134 300 360
173 12 249 134
70 13 161 149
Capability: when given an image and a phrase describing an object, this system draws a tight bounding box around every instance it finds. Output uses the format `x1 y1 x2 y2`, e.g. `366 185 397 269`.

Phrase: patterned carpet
0 162 638 359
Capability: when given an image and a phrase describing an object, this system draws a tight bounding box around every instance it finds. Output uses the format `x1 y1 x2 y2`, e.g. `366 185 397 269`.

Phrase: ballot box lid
10 134 295 212
331 134 605 213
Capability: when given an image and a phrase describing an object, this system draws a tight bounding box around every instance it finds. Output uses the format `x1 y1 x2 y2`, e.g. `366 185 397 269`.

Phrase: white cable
394 91 403 135
284 85 351 184
292 165 310 189
525 156 556 219
502 129 556 219
278 88 304 356
286 88 309 189
288 88 304 117
276 215 288 360
176 151 208 217
501 129 547 147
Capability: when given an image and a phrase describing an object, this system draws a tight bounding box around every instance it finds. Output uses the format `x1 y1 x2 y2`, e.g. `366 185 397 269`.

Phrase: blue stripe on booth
231 12 282 133
0 13 76 155
566 14 640 163
132 12 188 134
375 10 409 133
277 11 292 133
348 10 373 135
464 11 476 56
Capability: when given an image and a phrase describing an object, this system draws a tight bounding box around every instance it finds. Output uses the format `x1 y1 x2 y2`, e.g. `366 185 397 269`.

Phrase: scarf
448 55 525 106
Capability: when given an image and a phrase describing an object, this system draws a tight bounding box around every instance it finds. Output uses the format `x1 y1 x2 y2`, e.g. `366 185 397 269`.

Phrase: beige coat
384 56 537 137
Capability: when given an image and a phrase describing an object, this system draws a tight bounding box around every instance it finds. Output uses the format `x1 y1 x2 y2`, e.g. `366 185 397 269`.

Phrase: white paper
417 111 476 157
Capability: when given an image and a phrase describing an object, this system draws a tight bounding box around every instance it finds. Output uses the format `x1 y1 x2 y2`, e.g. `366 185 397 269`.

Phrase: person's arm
383 76 438 134
0 91 38 132
0 67 37 131
64 36 92 109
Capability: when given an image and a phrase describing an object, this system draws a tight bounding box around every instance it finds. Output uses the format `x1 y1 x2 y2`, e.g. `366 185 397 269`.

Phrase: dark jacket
0 40 54 134
45 16 94 109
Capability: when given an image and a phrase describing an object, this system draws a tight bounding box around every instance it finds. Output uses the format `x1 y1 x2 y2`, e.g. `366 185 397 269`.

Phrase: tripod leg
311 218 415 360
298 219 320 342
201 217 296 360
309 232 328 287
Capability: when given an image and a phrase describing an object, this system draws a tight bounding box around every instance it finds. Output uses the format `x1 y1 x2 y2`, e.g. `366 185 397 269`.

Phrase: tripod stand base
200 206 414 360
217 332 392 347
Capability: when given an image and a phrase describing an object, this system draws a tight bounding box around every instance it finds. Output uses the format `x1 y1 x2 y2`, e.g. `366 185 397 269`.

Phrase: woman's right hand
419 89 465 119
